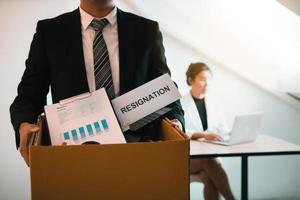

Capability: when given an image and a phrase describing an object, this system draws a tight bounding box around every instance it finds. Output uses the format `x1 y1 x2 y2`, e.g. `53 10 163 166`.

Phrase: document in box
111 73 181 131
44 88 126 145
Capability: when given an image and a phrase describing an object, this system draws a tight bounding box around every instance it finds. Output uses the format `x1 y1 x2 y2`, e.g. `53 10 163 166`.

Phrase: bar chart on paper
45 88 126 145
62 119 110 143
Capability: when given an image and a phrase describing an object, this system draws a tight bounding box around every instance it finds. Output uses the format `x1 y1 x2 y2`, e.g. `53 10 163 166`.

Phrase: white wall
126 0 300 110
1 1 300 200
0 1 79 200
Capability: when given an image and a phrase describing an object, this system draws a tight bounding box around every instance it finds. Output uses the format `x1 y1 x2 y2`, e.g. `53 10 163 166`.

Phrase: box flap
160 118 188 141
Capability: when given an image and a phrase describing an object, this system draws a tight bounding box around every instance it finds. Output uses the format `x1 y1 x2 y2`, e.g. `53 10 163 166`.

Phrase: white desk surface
190 134 300 157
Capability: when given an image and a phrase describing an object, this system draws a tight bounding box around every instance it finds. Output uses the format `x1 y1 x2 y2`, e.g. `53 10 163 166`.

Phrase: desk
190 134 300 200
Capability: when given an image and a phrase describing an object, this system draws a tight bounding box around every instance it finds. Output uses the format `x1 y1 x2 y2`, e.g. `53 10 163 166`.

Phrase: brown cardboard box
29 116 189 200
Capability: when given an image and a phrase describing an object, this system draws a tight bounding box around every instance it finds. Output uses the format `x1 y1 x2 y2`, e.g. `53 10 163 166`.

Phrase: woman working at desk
181 62 234 200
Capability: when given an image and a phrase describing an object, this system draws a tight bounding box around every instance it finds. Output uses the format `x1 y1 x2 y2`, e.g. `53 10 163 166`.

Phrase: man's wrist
173 119 183 131
19 122 30 132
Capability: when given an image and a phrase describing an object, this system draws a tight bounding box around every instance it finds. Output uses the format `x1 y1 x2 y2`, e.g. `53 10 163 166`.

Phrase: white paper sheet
44 88 126 145
111 74 181 131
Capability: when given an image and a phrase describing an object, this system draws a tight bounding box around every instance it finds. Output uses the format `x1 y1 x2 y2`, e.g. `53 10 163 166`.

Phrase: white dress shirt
79 6 120 96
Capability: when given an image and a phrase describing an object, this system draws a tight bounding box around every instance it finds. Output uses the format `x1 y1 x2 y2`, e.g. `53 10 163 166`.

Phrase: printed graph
62 119 110 142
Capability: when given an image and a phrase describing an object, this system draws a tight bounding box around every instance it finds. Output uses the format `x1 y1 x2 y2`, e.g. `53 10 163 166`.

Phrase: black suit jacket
10 8 184 148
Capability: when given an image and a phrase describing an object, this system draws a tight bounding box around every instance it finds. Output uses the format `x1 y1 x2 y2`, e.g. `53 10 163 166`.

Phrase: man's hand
170 119 183 131
19 122 40 166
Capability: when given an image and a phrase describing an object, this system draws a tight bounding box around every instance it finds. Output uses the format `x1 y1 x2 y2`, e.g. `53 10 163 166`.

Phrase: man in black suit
10 0 184 165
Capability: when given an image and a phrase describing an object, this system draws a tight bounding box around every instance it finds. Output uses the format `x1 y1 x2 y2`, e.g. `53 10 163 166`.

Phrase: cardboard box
29 116 189 200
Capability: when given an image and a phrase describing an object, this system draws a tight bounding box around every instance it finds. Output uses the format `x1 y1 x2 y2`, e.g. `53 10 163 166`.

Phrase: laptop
204 112 264 145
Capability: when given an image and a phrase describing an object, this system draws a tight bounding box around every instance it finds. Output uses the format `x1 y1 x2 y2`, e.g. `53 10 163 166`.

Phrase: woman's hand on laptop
192 132 223 141
203 133 223 141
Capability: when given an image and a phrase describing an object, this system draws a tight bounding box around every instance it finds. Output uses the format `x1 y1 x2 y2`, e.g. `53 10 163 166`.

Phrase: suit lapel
63 8 137 96
66 9 89 95
117 9 136 94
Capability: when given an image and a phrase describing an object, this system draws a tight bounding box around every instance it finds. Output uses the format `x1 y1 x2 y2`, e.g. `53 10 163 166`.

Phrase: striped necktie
90 18 115 99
